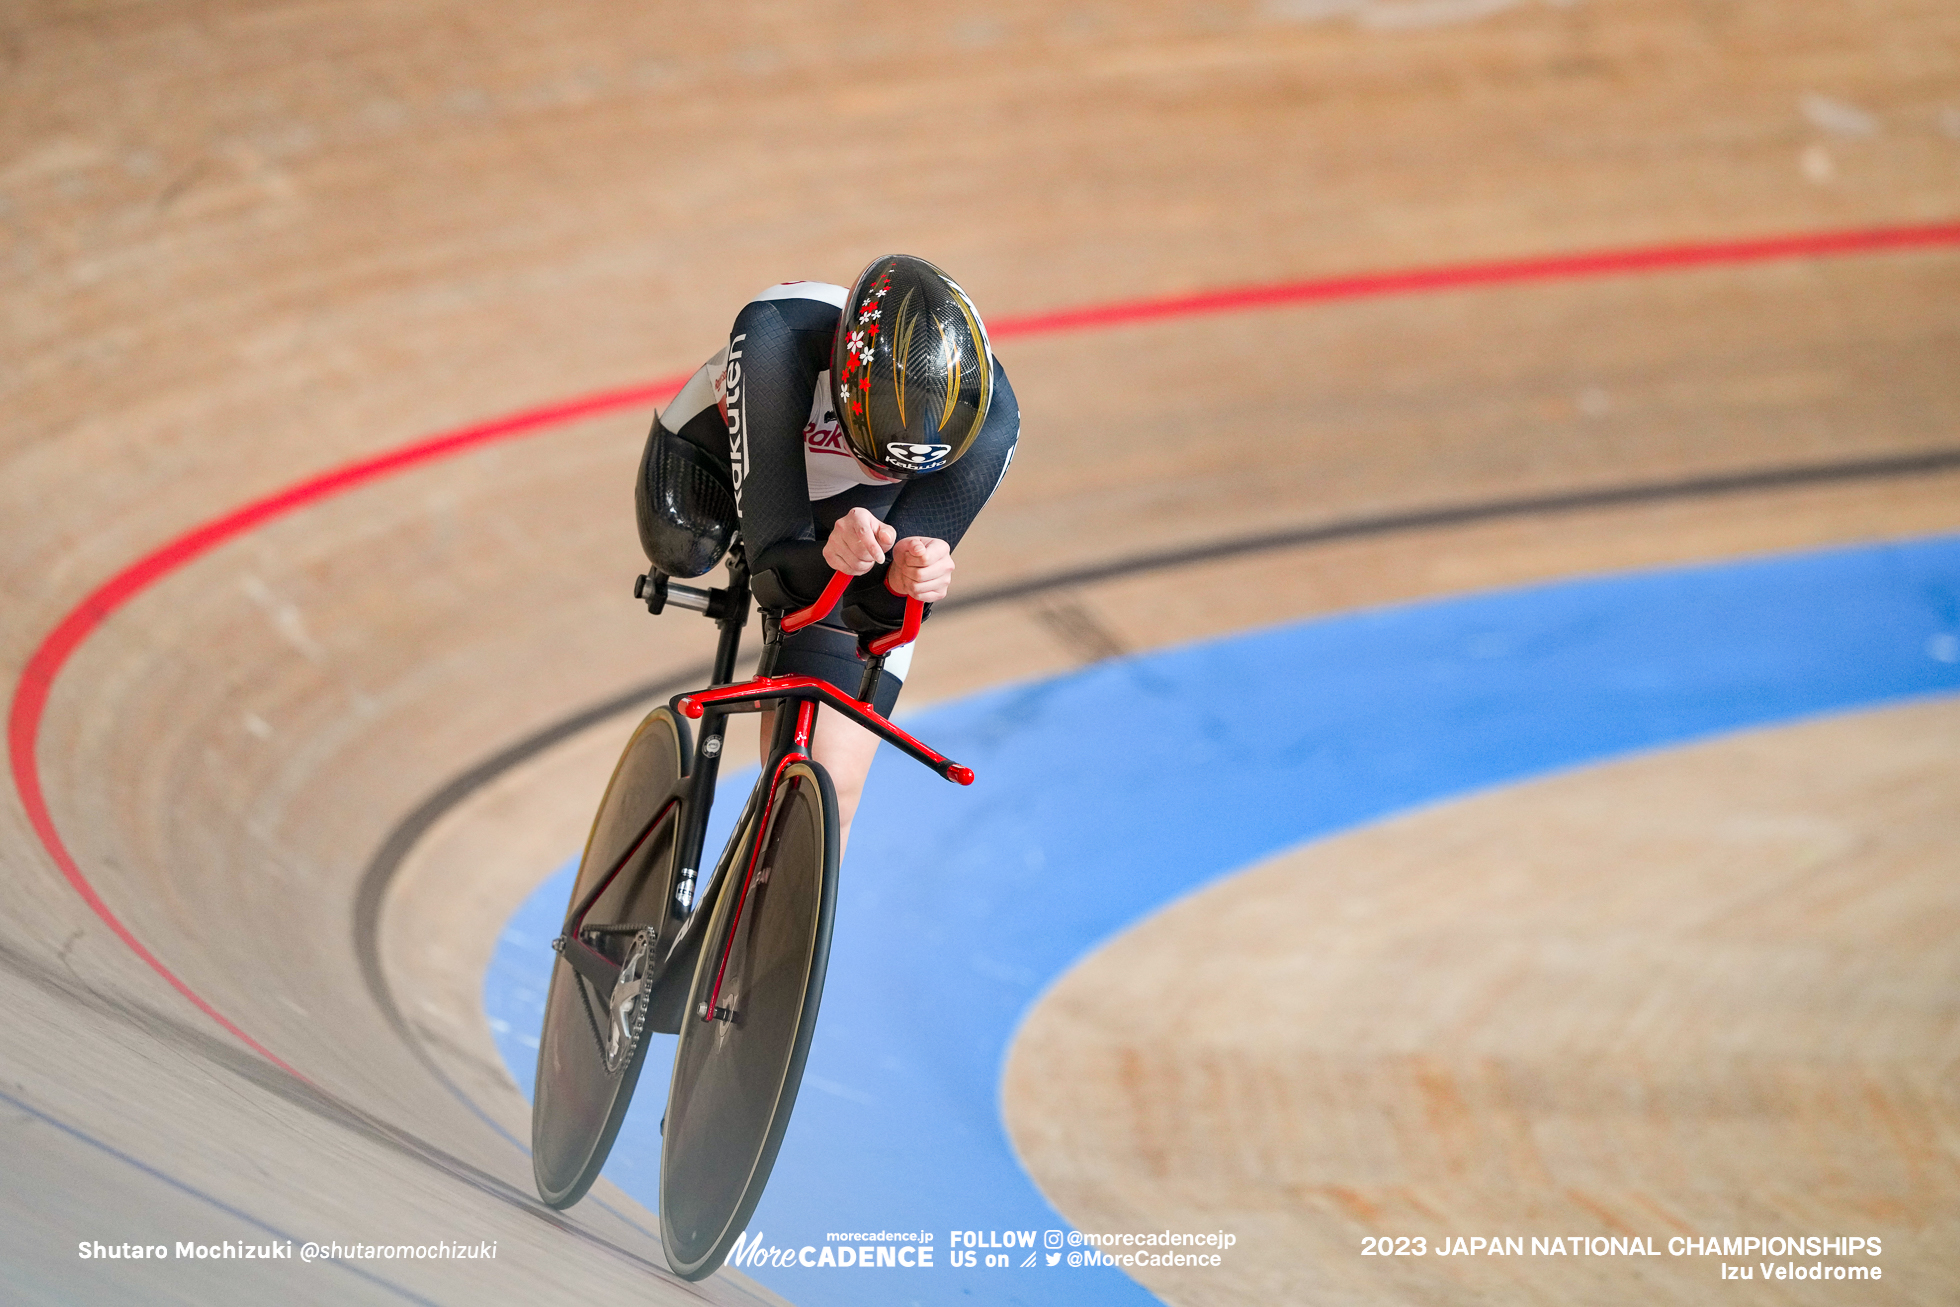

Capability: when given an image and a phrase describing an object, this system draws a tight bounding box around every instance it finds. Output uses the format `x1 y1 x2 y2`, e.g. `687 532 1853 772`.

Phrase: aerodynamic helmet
831 254 993 480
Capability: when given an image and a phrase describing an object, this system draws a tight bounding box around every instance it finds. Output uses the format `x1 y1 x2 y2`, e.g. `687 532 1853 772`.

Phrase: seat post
754 611 784 678
711 541 752 686
855 652 887 706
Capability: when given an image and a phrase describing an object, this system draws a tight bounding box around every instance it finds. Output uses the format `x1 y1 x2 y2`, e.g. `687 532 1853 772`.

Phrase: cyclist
636 254 1019 851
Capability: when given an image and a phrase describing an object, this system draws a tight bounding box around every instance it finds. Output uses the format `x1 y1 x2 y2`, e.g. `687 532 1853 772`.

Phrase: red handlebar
867 594 923 656
674 673 973 785
778 568 923 655
780 571 852 635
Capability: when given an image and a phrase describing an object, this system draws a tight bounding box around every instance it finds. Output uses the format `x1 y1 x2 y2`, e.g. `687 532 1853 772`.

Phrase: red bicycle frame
682 571 972 1025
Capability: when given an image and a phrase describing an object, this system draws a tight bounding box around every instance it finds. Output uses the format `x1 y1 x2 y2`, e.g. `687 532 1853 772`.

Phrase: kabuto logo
886 442 951 471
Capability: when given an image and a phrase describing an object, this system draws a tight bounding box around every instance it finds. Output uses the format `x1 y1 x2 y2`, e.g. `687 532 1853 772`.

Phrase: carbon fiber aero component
635 422 737 577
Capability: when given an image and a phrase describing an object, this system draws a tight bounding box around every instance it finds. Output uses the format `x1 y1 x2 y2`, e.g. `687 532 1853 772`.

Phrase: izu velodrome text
1364 1235 1882 1258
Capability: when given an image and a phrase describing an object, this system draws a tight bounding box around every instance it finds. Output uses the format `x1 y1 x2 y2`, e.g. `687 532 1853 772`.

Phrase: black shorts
776 620 905 717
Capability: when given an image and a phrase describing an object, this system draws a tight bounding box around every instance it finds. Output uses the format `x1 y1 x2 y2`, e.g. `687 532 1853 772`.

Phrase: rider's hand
824 507 897 576
887 537 954 604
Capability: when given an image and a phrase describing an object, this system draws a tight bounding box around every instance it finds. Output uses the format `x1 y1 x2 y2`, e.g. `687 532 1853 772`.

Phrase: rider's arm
839 357 1020 631
725 294 841 608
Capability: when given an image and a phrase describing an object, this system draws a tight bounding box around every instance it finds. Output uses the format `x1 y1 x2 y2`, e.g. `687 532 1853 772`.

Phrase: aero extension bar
672 571 972 786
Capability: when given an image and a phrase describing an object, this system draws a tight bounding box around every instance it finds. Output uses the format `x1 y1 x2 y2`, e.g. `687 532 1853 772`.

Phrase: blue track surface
485 534 1960 1305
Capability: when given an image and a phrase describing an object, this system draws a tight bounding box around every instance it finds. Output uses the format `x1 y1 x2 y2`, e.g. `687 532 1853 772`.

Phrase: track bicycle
530 541 973 1280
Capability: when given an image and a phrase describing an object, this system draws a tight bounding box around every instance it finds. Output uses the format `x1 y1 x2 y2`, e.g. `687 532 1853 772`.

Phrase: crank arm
554 932 622 996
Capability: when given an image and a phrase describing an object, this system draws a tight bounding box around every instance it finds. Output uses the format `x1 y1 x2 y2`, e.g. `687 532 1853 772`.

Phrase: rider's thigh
812 711 880 809
755 707 878 852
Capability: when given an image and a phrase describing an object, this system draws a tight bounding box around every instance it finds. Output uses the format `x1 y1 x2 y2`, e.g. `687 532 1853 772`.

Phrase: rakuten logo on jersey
805 419 849 456
724 335 747 503
885 442 952 472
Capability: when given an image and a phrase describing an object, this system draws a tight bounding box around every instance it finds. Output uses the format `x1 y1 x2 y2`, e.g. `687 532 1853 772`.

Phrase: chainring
601 927 657 1074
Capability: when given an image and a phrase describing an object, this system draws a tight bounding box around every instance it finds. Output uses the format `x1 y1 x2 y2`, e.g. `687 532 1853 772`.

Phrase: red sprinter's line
11 219 1959 1072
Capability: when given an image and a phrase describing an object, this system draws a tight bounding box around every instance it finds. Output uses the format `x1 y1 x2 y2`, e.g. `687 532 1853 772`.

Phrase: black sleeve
841 358 1021 633
725 295 842 607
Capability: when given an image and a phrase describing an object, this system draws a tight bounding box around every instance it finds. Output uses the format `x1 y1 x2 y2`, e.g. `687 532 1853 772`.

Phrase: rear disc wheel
532 706 690 1209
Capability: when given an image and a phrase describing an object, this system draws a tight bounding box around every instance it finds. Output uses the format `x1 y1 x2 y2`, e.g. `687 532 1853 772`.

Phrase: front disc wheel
659 759 838 1280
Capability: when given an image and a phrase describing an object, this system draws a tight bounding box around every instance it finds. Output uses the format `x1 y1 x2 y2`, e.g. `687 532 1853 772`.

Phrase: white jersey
658 281 898 503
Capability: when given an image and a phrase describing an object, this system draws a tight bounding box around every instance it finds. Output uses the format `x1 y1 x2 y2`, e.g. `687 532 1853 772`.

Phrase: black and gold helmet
832 254 993 479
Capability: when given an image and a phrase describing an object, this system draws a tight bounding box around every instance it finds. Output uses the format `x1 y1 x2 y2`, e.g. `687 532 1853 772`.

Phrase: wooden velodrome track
4 1 1957 1303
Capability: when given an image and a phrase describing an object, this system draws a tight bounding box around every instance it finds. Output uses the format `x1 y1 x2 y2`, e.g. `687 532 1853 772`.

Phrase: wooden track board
1004 698 1960 1305
2 0 1957 1300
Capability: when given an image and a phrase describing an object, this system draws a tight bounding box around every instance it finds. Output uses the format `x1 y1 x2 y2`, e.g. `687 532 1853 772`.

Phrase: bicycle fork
698 699 818 1026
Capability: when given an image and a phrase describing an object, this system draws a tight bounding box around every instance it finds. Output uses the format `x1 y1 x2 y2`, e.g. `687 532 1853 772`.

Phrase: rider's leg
756 709 879 856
